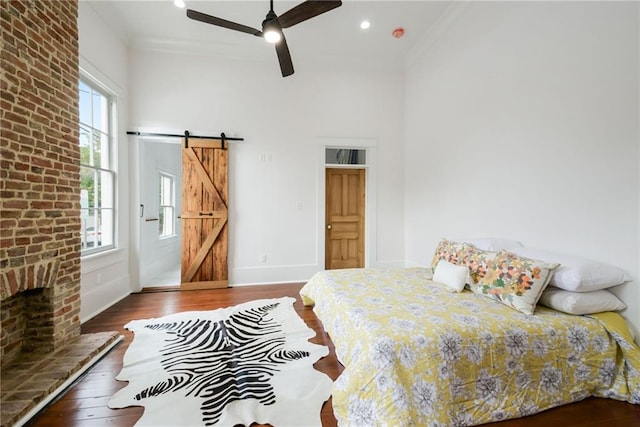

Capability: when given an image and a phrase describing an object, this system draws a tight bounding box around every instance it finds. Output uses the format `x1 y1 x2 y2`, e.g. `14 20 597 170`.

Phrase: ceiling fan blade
278 0 342 29
186 9 262 37
274 33 294 77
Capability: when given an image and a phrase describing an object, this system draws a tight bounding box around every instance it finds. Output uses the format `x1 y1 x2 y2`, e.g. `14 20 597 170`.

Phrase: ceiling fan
186 0 342 77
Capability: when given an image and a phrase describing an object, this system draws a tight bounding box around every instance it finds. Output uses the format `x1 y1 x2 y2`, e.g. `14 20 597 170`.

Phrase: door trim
317 138 377 269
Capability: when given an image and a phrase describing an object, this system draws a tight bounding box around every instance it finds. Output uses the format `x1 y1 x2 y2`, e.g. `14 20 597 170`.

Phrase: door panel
181 139 228 289
325 168 365 269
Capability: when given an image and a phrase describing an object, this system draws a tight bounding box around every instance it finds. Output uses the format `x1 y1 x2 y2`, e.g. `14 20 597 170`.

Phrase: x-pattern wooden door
181 139 228 289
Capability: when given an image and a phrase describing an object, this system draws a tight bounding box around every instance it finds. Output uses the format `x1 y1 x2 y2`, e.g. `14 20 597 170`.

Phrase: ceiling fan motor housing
262 10 282 41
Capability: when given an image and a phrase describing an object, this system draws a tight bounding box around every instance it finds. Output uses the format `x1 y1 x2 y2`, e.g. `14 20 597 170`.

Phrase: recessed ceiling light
360 20 370 30
174 0 185 8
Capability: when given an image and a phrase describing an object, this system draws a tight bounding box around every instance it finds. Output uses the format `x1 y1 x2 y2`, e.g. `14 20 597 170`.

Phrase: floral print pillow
430 239 467 268
431 239 496 285
471 250 560 315
460 245 496 284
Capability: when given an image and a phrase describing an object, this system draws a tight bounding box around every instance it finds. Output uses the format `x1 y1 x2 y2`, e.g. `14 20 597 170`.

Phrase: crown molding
404 1 470 70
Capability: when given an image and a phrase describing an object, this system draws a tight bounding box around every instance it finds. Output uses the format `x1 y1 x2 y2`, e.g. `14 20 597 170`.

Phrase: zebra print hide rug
108 297 333 426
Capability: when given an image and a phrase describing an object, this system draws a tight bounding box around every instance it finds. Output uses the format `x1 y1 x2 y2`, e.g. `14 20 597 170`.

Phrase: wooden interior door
181 139 228 290
325 168 365 269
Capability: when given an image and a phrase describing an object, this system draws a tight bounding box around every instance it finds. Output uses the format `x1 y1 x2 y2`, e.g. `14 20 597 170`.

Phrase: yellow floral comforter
300 267 640 426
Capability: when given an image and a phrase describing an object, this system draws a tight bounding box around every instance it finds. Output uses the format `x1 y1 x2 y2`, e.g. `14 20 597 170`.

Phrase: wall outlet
259 255 267 263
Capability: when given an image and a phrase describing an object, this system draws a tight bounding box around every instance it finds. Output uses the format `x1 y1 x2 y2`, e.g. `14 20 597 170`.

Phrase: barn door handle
327 224 332 230
200 212 214 216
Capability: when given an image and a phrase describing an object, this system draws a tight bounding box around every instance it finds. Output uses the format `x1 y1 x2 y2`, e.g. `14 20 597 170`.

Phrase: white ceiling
86 0 453 72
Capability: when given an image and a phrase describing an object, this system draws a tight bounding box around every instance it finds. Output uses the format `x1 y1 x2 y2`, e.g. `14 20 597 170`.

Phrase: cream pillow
433 260 469 292
539 288 627 315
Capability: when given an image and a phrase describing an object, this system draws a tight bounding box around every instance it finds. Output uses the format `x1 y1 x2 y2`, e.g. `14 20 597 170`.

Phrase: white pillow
433 260 469 292
539 288 627 315
509 247 631 292
452 237 523 251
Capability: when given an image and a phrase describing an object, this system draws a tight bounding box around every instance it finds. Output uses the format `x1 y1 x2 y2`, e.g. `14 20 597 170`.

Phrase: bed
300 266 640 426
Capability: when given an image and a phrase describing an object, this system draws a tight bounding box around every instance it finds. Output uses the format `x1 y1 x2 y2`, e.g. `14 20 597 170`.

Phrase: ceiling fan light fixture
262 15 282 43
264 28 281 43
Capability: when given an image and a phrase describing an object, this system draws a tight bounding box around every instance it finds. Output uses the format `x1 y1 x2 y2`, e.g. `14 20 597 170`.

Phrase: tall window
159 172 176 238
79 79 115 255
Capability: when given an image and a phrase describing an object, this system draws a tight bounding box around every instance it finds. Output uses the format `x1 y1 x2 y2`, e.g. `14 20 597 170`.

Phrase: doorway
138 138 182 288
136 136 231 289
320 140 376 271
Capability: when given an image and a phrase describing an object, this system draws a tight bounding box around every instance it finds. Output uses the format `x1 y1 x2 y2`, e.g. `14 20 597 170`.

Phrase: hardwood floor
28 284 639 427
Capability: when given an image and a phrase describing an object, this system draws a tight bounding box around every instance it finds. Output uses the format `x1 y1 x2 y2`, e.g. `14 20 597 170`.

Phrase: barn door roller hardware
126 130 243 149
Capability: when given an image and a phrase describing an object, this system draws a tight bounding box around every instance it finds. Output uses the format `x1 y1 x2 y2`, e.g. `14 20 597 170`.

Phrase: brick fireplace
1 0 83 368
1 1 119 425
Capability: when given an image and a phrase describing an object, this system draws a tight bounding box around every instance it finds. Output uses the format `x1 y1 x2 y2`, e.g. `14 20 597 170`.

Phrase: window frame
79 75 117 257
325 147 367 165
158 171 177 239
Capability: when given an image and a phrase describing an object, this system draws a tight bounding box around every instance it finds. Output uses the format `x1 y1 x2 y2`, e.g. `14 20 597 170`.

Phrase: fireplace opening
1 288 57 368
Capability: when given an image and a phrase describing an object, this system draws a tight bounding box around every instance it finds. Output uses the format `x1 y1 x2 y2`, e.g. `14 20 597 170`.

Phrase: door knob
327 224 332 230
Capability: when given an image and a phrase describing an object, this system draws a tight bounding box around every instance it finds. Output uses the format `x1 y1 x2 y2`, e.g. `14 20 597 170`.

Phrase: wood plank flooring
28 284 639 427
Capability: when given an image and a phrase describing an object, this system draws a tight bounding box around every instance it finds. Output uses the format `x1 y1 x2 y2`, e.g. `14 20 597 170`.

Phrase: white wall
78 2 132 321
82 1 638 338
128 50 406 284
404 2 639 336
138 140 182 285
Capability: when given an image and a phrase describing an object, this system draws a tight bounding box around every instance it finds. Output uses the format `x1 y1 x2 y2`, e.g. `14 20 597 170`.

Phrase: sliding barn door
181 139 228 290
325 168 365 270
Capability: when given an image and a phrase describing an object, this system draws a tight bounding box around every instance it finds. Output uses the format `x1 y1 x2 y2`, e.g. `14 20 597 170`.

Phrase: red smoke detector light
392 27 405 39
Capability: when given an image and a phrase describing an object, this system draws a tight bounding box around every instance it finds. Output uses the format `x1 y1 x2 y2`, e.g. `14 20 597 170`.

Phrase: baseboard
80 274 131 323
230 264 321 285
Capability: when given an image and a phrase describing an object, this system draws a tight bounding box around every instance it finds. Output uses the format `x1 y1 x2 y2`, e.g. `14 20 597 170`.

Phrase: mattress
300 267 640 426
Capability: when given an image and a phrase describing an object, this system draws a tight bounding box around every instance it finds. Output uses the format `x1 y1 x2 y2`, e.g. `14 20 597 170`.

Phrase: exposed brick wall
0 0 81 364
